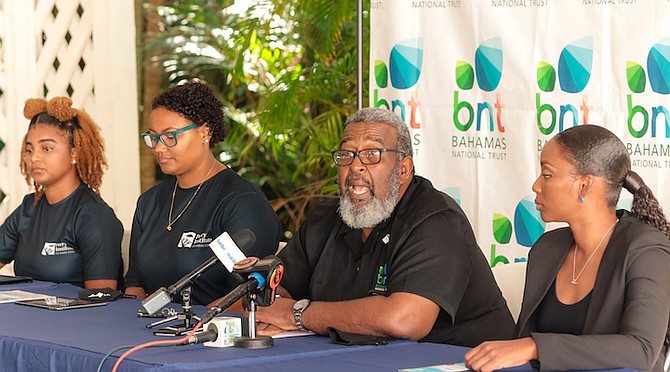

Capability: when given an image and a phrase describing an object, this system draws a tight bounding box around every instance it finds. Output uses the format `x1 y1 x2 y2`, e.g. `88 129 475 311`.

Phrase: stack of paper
0 290 51 304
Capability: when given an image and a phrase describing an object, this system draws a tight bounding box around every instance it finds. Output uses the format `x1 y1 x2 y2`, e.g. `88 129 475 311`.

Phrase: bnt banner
370 0 670 315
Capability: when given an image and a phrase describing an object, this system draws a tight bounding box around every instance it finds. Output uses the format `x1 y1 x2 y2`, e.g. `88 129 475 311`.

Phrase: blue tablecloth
0 281 636 372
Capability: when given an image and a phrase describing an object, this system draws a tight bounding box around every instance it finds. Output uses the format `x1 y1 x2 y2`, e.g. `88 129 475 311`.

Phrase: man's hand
464 337 538 372
254 297 298 333
253 292 438 339
255 322 285 336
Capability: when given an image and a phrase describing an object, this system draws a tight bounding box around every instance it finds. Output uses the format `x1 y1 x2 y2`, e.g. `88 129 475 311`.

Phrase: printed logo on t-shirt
177 231 213 249
374 263 388 292
41 242 75 256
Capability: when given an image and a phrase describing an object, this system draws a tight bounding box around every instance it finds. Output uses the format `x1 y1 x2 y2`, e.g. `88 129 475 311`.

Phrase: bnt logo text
626 37 670 139
536 37 593 135
454 37 505 133
373 38 423 129
375 263 388 292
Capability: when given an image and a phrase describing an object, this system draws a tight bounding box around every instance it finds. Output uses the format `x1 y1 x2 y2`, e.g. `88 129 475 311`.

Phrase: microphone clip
233 255 285 307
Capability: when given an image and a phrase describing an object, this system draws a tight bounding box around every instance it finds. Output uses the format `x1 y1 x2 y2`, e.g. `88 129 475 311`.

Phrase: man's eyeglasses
331 148 405 166
140 123 198 149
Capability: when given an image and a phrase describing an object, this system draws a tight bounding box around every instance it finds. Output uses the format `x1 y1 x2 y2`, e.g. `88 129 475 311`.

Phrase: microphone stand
233 291 273 349
142 257 244 335
146 286 201 336
195 255 284 348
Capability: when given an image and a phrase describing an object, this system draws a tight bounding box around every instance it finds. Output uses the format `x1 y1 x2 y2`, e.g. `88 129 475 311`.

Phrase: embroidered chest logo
177 231 212 249
41 242 75 256
374 263 388 292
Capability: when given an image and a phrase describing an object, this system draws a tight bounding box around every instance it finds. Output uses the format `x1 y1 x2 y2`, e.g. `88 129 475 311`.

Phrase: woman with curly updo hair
0 97 123 290
466 125 670 371
125 81 280 307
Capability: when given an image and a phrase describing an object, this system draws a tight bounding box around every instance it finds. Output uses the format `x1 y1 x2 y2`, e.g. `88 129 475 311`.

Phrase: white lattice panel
0 0 9 218
0 0 139 237
0 0 10 276
36 0 95 112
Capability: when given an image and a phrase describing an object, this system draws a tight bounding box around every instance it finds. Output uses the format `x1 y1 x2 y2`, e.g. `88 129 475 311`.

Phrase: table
0 281 635 372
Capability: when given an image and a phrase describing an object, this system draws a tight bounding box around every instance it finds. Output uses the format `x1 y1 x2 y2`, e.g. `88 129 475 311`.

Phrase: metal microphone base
147 286 200 336
234 336 273 349
233 294 273 348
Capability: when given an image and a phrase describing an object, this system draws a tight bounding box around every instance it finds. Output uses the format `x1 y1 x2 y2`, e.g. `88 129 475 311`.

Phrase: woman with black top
124 82 281 306
465 125 670 371
0 97 123 289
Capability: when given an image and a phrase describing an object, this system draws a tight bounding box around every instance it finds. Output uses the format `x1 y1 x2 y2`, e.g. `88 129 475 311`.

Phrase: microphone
180 316 244 347
179 324 219 345
141 229 256 315
200 255 285 324
200 275 262 324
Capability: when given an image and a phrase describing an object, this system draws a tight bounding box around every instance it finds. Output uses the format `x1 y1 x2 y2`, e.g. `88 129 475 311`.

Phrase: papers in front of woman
0 290 51 304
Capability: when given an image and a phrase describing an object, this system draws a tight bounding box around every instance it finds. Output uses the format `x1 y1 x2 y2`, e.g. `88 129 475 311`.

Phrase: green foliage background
139 0 369 238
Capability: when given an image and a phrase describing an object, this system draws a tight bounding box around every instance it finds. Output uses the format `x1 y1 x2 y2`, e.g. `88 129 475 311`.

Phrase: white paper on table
0 290 52 304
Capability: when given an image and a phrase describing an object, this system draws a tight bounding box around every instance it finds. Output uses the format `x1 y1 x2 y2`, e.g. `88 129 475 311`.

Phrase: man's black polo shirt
279 176 515 347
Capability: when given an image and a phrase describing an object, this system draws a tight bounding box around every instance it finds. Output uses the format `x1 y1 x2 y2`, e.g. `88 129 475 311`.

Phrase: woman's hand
464 337 538 372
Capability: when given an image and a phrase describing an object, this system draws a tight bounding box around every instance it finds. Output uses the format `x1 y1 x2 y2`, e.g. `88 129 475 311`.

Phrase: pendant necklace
166 161 216 232
571 219 619 284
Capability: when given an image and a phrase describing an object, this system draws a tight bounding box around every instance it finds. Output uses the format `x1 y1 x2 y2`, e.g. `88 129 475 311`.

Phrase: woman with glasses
465 125 670 371
124 82 281 307
0 97 123 289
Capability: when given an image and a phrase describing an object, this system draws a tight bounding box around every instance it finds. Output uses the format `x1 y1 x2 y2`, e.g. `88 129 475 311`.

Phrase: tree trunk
137 0 164 192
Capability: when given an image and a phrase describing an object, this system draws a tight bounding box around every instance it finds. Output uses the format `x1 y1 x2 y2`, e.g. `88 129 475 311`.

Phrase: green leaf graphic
456 60 474 90
626 61 646 93
374 60 388 88
493 213 512 244
537 61 555 92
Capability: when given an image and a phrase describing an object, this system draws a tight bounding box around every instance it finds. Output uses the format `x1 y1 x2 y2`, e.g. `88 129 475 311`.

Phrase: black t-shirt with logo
0 184 123 287
278 176 515 347
125 168 281 306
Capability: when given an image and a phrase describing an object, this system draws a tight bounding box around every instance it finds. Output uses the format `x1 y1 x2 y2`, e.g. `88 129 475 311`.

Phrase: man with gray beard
255 108 514 347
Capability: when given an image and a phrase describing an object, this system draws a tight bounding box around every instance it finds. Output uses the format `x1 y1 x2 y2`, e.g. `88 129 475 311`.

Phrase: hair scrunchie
623 171 645 194
23 98 47 120
46 97 77 122
22 97 78 123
